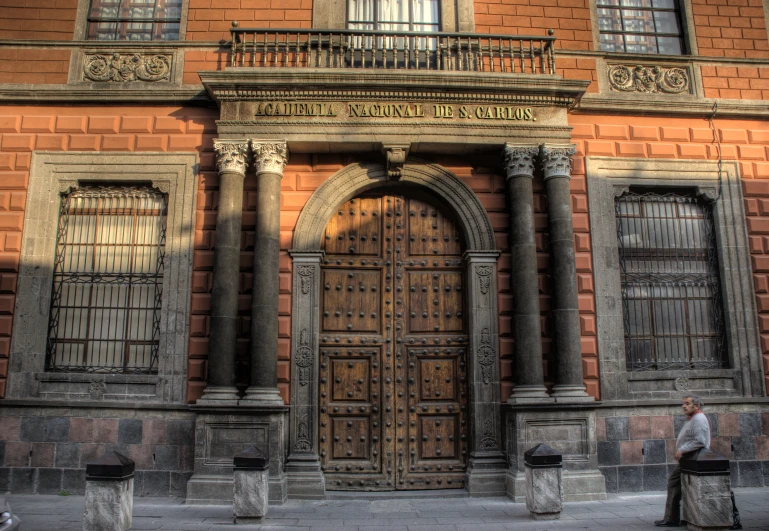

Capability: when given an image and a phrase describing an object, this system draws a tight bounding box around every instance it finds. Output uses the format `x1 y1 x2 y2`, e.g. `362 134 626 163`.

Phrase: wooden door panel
323 197 383 256
406 271 464 334
320 193 468 491
407 198 462 257
321 270 381 334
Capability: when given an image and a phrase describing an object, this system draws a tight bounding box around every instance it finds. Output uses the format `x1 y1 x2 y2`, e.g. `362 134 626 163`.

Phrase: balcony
230 25 557 76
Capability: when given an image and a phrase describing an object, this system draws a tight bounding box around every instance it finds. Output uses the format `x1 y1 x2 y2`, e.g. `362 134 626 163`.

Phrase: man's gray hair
685 394 704 409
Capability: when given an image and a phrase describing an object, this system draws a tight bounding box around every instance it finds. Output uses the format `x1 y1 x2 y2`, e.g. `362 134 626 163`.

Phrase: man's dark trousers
664 466 682 523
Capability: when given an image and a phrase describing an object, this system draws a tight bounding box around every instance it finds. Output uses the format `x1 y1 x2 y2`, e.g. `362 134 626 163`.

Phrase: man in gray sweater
654 394 711 527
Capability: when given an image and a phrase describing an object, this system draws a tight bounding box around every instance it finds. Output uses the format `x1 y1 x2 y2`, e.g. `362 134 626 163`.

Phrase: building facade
0 0 768 501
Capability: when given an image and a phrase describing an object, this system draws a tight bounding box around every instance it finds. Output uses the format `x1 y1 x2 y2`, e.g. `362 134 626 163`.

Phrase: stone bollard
83 451 135 531
233 446 269 524
524 443 563 520
681 449 733 531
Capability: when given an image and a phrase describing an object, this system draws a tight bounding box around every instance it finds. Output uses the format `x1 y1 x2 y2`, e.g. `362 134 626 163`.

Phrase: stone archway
286 160 506 498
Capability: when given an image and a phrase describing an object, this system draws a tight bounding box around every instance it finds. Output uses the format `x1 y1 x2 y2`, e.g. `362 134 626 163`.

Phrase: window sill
34 372 161 401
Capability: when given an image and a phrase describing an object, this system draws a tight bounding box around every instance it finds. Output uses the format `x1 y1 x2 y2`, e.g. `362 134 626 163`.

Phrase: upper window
615 190 726 371
348 0 440 32
46 185 167 374
596 0 684 55
87 0 181 41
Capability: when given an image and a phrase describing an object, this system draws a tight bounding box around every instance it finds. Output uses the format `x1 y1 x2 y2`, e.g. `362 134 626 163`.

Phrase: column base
507 385 553 404
240 387 284 406
551 384 594 403
286 455 326 499
464 454 507 497
196 386 240 404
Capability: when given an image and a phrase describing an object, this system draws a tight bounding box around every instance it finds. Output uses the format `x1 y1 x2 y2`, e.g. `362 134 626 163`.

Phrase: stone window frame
313 0 475 32
6 152 198 404
586 157 765 401
588 0 698 56
73 0 191 41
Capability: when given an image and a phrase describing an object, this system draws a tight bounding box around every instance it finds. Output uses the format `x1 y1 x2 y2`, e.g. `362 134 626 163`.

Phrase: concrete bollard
524 443 563 520
233 446 269 524
681 449 732 531
83 451 135 531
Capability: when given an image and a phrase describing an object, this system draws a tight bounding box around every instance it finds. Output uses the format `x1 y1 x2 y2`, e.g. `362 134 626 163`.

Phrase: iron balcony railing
230 25 557 75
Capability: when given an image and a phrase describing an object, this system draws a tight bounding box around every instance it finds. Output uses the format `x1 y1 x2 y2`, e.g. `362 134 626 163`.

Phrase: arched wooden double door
319 191 469 491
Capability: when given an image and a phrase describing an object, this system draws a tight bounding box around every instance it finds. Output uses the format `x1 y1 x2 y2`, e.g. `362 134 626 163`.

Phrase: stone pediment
199 69 589 153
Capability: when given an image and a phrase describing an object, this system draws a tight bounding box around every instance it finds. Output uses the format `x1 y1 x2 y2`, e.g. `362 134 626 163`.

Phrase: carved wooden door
319 192 469 491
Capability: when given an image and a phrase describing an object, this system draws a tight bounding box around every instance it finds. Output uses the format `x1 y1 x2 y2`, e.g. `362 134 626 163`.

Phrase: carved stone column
241 141 289 406
464 251 506 496
198 140 249 404
285 251 326 498
540 144 592 402
503 144 551 403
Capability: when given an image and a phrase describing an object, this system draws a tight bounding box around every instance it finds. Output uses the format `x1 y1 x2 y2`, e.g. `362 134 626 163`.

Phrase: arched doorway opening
318 190 469 490
287 161 506 497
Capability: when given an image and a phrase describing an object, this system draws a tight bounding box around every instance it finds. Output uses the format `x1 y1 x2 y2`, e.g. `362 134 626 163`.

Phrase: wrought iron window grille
45 185 167 374
615 189 726 371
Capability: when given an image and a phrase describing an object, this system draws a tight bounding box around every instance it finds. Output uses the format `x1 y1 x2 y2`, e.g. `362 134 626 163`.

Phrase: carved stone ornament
383 145 409 180
502 144 539 179
541 144 577 181
58 180 79 195
608 64 689 94
481 419 496 449
252 141 288 176
89 381 107 400
213 140 250 176
674 377 690 391
298 265 314 294
83 53 171 83
476 266 492 295
294 420 312 451
152 181 171 194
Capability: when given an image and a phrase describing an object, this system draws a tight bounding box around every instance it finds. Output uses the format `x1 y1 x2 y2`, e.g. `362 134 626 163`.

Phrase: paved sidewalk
7 488 769 531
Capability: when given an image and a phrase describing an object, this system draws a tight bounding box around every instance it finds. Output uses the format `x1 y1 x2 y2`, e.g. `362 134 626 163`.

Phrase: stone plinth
505 408 606 502
83 452 134 531
186 407 287 505
681 449 732 531
233 446 269 524
524 443 563 520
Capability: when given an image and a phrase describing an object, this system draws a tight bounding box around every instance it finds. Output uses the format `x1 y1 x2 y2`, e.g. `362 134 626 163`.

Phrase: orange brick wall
185 0 313 42
473 0 594 51
692 0 769 59
0 0 78 40
701 65 769 100
0 105 219 399
571 113 769 395
0 49 70 84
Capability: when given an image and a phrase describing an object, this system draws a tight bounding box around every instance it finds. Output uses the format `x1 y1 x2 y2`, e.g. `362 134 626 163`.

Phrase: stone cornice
0 84 213 104
200 69 590 107
575 94 769 118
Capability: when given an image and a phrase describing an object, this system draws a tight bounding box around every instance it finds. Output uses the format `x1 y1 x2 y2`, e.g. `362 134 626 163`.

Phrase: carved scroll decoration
298 265 313 294
478 327 495 385
83 53 171 83
481 419 496 449
477 265 492 295
296 327 313 387
608 65 689 94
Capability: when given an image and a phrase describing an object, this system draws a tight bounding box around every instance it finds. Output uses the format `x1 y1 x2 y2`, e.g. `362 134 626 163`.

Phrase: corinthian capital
251 140 288 176
502 144 539 180
540 144 577 181
214 139 250 176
